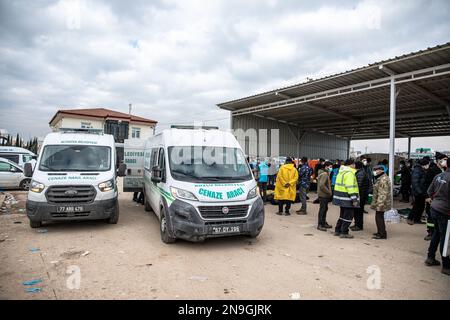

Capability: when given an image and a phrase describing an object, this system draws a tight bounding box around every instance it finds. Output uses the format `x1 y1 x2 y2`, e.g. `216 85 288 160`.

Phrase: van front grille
198 205 249 219
46 185 96 204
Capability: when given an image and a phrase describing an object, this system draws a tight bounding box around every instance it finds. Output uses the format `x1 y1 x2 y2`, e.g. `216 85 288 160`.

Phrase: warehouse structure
218 43 450 179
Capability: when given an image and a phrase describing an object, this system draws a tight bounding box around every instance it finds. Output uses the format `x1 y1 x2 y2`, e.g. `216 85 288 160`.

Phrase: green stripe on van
144 175 175 204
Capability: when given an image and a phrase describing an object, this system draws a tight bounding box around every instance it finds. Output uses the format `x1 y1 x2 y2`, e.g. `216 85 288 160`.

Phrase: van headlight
98 179 114 192
30 180 45 193
170 187 198 201
247 186 257 199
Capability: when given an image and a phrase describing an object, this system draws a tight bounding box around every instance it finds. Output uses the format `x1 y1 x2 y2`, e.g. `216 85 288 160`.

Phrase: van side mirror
151 166 162 183
117 163 127 177
24 163 33 177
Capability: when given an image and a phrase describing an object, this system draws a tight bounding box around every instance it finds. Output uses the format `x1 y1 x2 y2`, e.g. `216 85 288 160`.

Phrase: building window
132 127 141 139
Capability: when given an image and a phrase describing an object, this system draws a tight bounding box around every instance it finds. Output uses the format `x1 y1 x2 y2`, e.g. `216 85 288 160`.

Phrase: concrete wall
232 114 349 160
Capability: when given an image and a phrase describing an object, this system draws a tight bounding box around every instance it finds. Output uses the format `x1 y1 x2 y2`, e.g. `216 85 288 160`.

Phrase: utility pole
129 103 132 116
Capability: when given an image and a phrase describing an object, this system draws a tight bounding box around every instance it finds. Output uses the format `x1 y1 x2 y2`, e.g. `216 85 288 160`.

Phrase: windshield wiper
40 164 62 171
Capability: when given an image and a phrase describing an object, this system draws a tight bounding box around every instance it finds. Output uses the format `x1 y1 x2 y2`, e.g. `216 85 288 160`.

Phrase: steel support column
407 137 412 159
389 77 396 208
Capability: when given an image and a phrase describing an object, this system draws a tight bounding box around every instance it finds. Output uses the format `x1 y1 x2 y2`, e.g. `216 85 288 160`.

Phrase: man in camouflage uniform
371 165 392 240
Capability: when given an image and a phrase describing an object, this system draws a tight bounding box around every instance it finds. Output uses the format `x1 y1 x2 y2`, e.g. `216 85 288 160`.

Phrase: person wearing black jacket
424 157 450 276
423 153 447 240
396 160 411 203
408 158 430 225
351 161 370 231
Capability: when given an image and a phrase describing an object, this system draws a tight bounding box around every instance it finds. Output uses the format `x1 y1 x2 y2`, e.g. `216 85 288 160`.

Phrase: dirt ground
1 183 449 300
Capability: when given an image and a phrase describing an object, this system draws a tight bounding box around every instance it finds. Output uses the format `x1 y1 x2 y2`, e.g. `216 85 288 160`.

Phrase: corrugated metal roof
218 43 450 139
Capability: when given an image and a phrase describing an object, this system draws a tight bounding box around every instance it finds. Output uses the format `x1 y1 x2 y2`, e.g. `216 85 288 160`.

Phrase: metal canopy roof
218 43 450 140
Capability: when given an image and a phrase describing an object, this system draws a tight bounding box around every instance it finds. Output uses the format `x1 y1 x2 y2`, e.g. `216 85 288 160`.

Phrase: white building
49 108 157 162
49 108 157 142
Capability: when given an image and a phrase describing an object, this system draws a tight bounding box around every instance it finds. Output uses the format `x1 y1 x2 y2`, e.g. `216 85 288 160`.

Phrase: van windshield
39 145 111 172
168 146 252 182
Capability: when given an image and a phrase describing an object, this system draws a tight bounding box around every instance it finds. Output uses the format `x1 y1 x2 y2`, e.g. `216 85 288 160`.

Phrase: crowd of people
250 152 450 276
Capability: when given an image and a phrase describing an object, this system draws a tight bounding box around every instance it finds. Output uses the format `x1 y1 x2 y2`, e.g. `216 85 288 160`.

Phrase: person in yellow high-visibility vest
332 158 360 238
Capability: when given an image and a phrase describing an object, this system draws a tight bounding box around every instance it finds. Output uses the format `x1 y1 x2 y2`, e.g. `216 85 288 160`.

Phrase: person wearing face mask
424 157 450 276
332 158 360 238
316 161 334 231
423 153 448 240
370 165 391 239
408 158 430 225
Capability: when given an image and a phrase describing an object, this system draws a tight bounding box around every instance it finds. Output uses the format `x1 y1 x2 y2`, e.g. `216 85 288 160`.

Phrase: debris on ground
289 292 301 300
224 288 230 294
304 234 314 236
29 247 40 253
50 260 59 264
25 288 42 293
23 279 43 286
60 250 86 259
37 229 48 233
80 251 90 257
189 275 208 282
284 253 291 257
14 221 22 224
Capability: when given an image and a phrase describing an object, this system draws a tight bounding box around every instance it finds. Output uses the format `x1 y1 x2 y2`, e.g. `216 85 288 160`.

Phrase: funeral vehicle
126 126 265 243
24 129 126 228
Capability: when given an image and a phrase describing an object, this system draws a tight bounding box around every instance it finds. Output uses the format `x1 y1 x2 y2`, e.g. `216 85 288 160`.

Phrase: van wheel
160 207 176 244
107 200 119 224
20 179 31 190
30 220 42 228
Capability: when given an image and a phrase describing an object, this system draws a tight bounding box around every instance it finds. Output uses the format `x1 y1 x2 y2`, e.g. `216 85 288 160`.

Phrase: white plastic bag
384 209 400 224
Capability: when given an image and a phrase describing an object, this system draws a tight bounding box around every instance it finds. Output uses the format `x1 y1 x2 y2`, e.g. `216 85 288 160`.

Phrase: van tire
30 220 42 228
107 200 119 224
160 207 176 244
20 179 31 190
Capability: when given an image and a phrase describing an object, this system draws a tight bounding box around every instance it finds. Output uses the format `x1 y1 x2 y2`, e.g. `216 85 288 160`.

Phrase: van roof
42 132 115 147
150 128 242 148
0 146 36 156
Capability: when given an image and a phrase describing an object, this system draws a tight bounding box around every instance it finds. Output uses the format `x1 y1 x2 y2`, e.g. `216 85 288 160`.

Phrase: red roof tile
50 108 157 125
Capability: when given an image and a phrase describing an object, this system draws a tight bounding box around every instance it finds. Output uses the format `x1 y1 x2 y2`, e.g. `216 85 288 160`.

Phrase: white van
0 146 36 167
24 130 126 228
0 157 31 190
139 127 264 243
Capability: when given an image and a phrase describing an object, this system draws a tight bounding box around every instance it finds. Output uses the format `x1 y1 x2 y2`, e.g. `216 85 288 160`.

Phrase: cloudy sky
1 0 449 152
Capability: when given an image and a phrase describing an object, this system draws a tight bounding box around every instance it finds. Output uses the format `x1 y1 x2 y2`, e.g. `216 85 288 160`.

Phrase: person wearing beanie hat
408 158 430 225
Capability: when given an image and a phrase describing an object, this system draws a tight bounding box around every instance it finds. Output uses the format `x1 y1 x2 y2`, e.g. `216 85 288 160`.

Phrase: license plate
57 206 84 213
211 225 241 234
